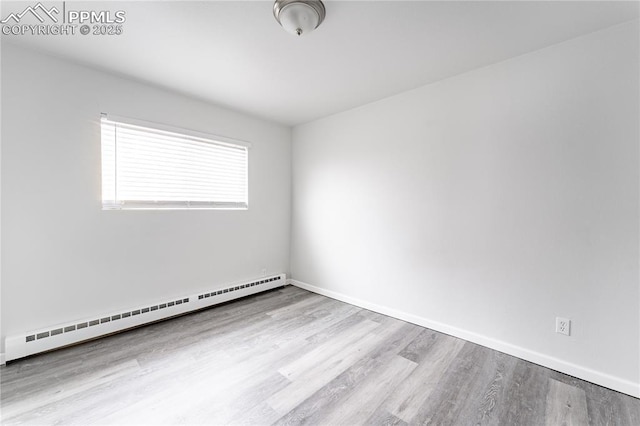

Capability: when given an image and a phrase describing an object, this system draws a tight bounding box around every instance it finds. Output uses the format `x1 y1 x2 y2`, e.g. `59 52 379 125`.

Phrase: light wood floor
1 286 639 425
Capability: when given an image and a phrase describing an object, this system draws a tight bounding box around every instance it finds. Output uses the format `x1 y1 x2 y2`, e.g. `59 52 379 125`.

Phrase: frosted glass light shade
274 0 326 36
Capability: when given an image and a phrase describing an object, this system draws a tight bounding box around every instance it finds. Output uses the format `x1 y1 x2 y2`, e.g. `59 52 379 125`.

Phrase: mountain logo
1 2 60 24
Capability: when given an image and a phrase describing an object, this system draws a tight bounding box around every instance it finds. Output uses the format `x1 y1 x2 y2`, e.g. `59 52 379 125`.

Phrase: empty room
1 0 639 424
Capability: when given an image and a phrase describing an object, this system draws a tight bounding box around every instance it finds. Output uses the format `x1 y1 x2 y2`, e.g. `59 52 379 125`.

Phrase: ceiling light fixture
273 0 326 37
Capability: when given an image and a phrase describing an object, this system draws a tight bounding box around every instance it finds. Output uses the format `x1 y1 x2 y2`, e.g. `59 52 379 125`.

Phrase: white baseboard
5 274 286 363
290 279 640 399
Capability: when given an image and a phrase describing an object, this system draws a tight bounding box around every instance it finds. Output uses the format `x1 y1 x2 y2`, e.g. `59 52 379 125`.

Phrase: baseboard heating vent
5 273 286 362
23 297 190 344
197 276 279 300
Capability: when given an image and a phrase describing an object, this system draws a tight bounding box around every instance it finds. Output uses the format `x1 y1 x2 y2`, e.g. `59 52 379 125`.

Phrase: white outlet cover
556 317 571 336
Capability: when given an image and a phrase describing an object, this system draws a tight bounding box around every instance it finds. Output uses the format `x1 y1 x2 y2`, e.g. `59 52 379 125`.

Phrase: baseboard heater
4 274 286 362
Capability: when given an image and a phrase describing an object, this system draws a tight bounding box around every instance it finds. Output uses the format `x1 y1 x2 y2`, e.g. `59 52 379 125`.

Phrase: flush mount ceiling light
273 0 326 36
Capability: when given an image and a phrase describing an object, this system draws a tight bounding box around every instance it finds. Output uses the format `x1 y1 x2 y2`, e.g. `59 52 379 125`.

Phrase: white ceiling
3 1 639 126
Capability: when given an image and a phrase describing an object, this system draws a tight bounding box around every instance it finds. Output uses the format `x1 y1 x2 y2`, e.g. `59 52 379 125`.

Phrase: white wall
1 43 291 353
290 21 639 396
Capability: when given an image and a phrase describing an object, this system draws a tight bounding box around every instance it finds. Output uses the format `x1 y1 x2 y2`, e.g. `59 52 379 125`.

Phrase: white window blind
101 115 249 210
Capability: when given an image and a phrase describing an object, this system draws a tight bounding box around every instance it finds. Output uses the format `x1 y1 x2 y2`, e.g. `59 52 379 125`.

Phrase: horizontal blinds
101 117 248 209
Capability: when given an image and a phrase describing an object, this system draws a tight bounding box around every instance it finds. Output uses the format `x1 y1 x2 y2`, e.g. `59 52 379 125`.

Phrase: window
101 115 249 210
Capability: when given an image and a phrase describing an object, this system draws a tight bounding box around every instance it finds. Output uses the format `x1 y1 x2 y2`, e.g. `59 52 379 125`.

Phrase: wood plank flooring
1 285 639 425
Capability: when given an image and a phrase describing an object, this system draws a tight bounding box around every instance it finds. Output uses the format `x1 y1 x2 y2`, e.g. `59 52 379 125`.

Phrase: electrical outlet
556 317 571 336
261 268 267 277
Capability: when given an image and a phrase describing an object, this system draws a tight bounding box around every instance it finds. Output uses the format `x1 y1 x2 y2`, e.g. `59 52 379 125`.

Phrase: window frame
100 114 250 211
